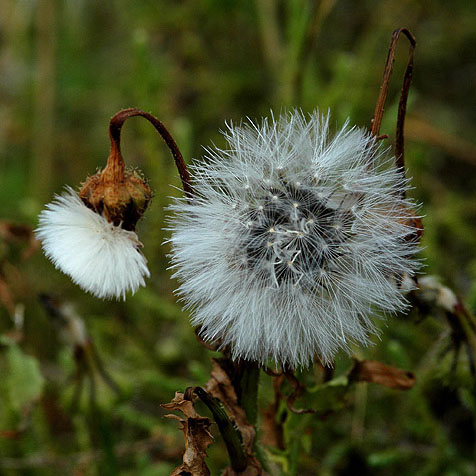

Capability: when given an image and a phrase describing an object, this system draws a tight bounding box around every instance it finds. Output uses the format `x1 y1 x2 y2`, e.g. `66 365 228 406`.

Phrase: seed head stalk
107 108 193 199
370 27 417 192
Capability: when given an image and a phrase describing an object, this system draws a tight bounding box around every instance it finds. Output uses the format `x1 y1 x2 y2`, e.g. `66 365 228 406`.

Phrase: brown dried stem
108 108 193 198
370 28 416 171
283 369 316 415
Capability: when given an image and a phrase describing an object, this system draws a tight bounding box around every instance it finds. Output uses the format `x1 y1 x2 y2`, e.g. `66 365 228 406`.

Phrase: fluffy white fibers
168 110 421 368
36 187 150 300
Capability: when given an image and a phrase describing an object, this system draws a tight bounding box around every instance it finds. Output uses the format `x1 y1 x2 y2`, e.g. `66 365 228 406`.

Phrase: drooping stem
108 108 193 198
370 28 416 172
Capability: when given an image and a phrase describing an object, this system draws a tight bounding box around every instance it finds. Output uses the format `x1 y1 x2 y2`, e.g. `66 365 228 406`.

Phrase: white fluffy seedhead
36 187 150 300
168 110 421 368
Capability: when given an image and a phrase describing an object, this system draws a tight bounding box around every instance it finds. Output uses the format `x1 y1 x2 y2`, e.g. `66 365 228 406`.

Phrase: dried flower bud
79 142 152 231
36 107 191 300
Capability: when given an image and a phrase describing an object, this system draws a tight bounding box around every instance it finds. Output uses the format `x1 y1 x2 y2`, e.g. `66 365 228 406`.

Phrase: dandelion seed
36 187 150 300
36 108 191 300
167 110 422 367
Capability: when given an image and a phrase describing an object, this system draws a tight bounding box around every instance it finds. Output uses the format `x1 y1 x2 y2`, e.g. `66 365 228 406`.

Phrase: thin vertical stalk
256 0 283 80
370 28 416 173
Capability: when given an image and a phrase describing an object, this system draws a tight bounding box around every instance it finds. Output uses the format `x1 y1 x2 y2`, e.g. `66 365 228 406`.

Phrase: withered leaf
349 360 416 390
162 392 213 476
162 391 201 419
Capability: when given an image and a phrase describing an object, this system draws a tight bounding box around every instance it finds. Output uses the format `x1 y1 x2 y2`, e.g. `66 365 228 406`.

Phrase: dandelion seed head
167 110 421 367
36 187 150 300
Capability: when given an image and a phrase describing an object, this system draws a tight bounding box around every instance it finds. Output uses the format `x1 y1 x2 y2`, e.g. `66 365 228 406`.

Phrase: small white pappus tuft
167 110 422 368
36 187 150 300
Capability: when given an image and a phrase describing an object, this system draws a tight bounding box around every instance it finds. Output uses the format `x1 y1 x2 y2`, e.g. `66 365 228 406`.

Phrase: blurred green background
1 0 475 474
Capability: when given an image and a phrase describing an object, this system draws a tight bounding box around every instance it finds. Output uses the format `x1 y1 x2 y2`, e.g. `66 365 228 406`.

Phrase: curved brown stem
370 28 416 172
108 108 193 198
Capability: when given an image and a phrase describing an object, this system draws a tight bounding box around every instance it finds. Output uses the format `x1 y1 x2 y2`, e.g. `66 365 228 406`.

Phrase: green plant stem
238 360 260 426
192 387 247 473
237 361 268 471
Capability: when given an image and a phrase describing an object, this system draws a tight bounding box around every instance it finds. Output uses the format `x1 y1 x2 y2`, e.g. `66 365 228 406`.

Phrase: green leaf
306 375 350 413
5 344 45 411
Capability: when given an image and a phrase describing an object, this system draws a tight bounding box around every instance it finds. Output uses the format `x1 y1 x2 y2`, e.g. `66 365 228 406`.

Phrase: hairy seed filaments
236 179 357 289
168 110 421 367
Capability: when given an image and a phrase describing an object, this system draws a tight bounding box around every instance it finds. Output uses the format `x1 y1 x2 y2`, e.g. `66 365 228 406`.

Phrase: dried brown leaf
162 392 213 476
349 360 416 390
162 392 201 419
